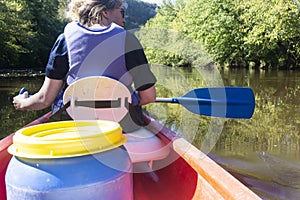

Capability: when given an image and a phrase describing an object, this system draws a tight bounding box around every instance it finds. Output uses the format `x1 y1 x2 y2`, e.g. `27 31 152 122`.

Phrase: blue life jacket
64 21 133 87
51 21 142 126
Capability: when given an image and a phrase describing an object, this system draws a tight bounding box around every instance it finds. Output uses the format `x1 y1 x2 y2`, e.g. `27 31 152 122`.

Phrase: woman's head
67 0 125 27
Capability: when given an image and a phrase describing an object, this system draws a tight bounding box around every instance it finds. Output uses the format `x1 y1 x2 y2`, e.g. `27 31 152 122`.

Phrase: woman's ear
102 10 109 19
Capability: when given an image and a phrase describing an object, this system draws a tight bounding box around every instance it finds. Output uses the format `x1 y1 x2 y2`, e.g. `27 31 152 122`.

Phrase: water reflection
210 151 300 199
148 67 300 199
0 75 49 138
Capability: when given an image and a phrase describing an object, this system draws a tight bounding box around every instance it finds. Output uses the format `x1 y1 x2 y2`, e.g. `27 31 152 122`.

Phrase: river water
1 67 300 199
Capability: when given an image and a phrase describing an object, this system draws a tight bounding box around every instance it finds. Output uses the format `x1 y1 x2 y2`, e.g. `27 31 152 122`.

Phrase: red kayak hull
0 113 260 200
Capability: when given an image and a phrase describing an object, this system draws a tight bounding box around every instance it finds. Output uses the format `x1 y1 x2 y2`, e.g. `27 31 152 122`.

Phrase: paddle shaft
155 97 249 105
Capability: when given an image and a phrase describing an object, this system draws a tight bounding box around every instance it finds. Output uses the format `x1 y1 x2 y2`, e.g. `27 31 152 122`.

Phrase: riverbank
0 69 44 77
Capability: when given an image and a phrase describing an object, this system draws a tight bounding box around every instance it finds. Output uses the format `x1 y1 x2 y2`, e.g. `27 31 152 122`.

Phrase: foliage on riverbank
142 0 300 69
2 0 299 70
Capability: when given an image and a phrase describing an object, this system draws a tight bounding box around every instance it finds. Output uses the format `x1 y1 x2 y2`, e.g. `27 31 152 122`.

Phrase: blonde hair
67 0 122 26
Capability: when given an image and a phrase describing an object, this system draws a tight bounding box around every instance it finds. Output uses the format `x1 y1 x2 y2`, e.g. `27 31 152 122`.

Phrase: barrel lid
8 120 126 158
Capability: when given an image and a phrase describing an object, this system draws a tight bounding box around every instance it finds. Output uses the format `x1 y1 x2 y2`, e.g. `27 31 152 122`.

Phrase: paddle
73 87 255 119
19 77 255 121
61 76 255 120
156 87 255 119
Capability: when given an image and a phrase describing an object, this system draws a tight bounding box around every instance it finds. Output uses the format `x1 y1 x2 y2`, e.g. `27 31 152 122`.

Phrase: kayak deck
0 113 261 200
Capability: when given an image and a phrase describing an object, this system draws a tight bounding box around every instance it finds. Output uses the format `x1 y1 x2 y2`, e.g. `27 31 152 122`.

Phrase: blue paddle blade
176 87 255 119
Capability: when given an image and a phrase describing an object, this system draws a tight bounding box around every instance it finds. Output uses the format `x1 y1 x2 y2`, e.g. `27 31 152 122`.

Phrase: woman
13 0 156 132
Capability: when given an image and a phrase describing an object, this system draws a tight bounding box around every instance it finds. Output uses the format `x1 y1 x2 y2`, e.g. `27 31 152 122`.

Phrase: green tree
0 0 35 68
181 0 245 67
0 0 65 69
138 0 209 67
239 0 300 69
143 0 300 69
25 0 65 68
145 0 180 28
125 0 157 30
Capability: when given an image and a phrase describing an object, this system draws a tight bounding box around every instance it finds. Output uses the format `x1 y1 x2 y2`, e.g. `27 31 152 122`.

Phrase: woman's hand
12 77 63 111
138 85 156 105
13 92 29 110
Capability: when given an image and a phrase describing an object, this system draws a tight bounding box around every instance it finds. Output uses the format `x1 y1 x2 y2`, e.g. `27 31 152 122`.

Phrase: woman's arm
13 77 63 110
125 32 157 106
